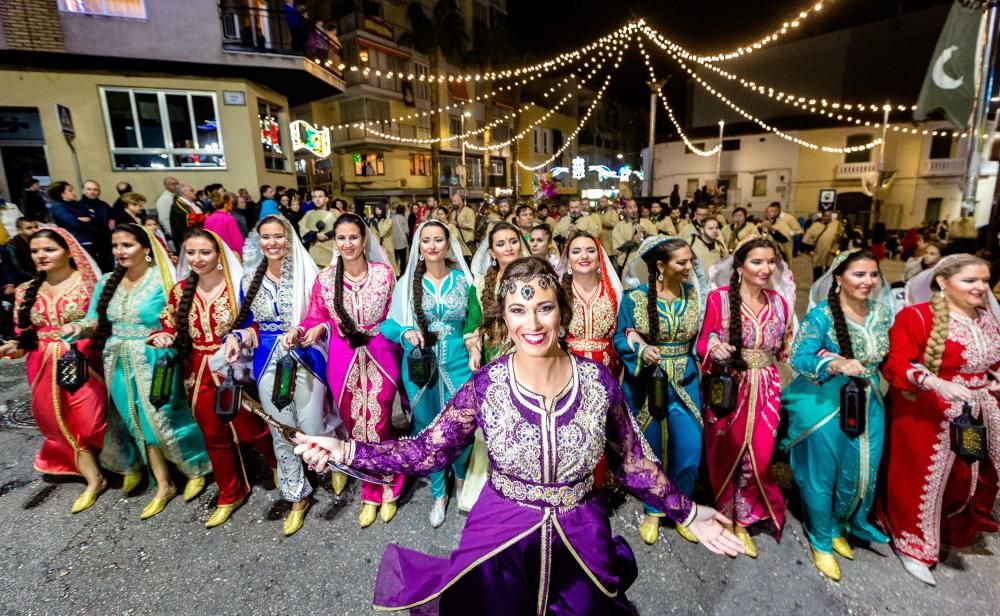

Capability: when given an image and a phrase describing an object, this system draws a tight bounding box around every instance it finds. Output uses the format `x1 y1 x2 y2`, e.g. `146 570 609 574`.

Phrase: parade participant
690 217 729 273
527 223 559 268
664 205 687 236
597 195 619 250
721 206 758 253
63 224 210 519
431 205 472 260
611 198 657 270
679 203 709 244
614 236 706 545
697 236 796 557
781 250 894 581
294 257 744 613
559 230 623 376
368 203 398 275
150 229 277 528
0 228 134 513
454 193 477 252
760 202 802 263
878 255 1000 585
901 240 941 283
553 197 600 246
281 213 404 529
802 210 844 282
204 192 245 256
222 216 339 536
496 198 513 223
298 187 338 267
381 221 483 527
513 204 535 242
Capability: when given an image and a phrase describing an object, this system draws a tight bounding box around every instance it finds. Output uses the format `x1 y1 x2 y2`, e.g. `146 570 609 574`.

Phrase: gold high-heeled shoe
331 472 348 496
734 525 757 558
812 549 841 581
831 536 854 560
283 500 311 537
140 486 177 520
183 476 206 502
205 495 246 528
71 484 107 514
358 504 377 528
380 501 397 523
639 518 660 545
676 523 699 544
122 471 143 495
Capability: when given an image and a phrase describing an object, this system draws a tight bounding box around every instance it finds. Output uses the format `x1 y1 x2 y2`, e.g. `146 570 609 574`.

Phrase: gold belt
741 349 775 369
567 338 610 353
657 341 689 358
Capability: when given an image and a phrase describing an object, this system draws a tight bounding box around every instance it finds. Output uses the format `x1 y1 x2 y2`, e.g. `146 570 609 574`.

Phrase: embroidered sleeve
788 306 837 383
613 290 645 378
297 275 332 332
882 306 929 392
349 379 479 475
695 289 724 367
155 283 183 336
605 385 693 523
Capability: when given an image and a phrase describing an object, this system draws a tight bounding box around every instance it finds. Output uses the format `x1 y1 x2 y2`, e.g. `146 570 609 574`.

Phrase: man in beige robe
612 199 657 268
553 198 600 243
298 188 340 266
802 211 843 281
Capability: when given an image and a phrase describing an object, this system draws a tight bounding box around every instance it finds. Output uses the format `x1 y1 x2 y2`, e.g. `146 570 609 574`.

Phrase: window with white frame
100 87 224 170
258 101 288 172
59 0 146 18
532 128 551 154
414 63 429 100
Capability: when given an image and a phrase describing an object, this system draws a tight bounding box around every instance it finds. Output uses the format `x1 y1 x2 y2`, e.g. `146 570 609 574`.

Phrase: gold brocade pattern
489 472 594 510
481 362 542 482
347 351 385 442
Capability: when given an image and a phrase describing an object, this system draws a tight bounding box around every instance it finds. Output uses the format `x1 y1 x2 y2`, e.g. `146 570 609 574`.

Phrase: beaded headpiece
497 273 559 302
733 233 777 255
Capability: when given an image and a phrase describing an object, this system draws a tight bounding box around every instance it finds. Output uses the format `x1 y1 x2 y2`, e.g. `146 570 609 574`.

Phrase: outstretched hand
685 505 746 557
292 433 346 473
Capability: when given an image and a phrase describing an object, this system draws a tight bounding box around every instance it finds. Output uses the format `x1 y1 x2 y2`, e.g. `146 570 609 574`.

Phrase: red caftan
157 281 276 506
878 303 1000 564
566 280 621 378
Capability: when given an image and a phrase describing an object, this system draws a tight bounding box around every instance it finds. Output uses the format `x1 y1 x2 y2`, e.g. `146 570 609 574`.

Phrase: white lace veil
388 221 474 329
905 253 1000 321
808 249 896 314
242 214 319 326
470 222 529 279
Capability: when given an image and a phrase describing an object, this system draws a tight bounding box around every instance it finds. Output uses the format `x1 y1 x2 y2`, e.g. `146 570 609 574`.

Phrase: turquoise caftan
381 267 482 500
82 270 210 480
780 299 891 553
614 282 703 516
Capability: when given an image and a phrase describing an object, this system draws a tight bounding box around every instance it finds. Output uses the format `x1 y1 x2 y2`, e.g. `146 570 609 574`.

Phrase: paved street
0 256 997 615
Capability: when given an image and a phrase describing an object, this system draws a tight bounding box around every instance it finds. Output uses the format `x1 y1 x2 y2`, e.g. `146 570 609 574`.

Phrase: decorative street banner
290 120 331 158
914 0 983 131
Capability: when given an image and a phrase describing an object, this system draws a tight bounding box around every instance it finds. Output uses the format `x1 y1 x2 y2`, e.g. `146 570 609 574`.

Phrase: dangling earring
217 262 224 271
657 270 664 282
419 254 425 261
145 253 152 263
834 282 841 293
558 326 566 338
491 257 498 268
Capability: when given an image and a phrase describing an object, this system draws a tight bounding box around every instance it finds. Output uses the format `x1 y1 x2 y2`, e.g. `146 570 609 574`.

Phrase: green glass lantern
57 343 89 394
271 352 298 410
149 354 176 409
407 346 436 388
214 366 243 424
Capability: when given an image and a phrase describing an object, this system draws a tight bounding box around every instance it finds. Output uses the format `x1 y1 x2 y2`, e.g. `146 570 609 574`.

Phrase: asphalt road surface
1 255 997 615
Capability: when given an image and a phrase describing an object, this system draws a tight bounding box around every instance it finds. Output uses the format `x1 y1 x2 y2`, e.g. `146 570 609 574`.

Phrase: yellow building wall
515 107 579 198
0 69 295 201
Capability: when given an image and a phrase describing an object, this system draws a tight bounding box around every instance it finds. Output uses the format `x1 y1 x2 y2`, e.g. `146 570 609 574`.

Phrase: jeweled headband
733 233 777 255
497 273 559 302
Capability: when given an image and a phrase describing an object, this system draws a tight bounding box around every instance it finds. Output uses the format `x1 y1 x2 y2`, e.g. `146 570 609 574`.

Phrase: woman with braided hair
382 221 482 528
613 236 707 546
781 250 894 582
0 228 134 513
62 223 209 520
150 228 276 528
283 213 403 529
696 236 796 557
223 216 339 536
877 254 1000 586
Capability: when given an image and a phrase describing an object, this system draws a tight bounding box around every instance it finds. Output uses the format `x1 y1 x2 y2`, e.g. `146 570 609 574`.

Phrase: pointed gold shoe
140 487 177 520
735 525 758 558
205 495 246 528
71 484 107 514
331 472 348 495
283 501 311 537
813 549 841 581
183 476 206 502
380 501 397 523
639 518 660 545
358 504 377 528
676 523 699 544
122 471 143 495
831 536 854 560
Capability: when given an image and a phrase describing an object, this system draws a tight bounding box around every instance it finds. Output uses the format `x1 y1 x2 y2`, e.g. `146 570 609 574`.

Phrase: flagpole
961 0 1000 216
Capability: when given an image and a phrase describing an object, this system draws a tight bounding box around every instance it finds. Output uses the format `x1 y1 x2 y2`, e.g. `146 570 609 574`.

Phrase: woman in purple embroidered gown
294 257 744 614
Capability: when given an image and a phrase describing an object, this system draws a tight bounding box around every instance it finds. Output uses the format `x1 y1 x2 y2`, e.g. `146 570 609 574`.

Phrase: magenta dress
298 261 405 505
343 354 694 614
695 287 791 532
204 210 244 256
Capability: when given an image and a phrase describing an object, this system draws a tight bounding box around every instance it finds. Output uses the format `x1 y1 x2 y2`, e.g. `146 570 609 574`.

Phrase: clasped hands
292 433 346 473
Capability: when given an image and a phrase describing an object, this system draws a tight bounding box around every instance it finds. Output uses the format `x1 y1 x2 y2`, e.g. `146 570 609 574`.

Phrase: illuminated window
410 153 431 176
258 102 288 171
355 153 385 176
59 0 146 18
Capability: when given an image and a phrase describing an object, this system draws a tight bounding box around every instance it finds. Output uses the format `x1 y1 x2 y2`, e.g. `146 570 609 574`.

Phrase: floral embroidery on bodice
247 277 285 325
717 289 788 354
628 283 700 346
318 261 393 335
568 285 616 342
421 269 471 337
19 276 91 331
948 311 1000 374
165 283 236 346
105 269 160 336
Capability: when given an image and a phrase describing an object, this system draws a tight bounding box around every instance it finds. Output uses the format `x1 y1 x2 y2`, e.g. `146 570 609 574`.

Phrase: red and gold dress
878 302 1000 564
157 281 276 506
566 279 621 378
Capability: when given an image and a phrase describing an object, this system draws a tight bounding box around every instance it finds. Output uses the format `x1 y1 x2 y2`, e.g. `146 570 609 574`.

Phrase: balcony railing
920 157 964 177
835 162 877 180
331 123 432 146
219 3 343 79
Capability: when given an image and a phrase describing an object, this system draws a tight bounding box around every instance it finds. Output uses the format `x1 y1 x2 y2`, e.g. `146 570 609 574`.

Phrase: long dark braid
480 222 522 347
95 224 152 354
332 214 373 348
641 238 689 343
826 250 877 360
412 220 451 348
229 216 285 333
16 230 72 351
173 229 221 359
726 238 777 371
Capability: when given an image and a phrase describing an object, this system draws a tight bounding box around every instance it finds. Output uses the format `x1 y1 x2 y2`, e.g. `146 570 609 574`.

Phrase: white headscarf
243 214 318 326
808 249 896 314
142 225 175 293
905 253 1000 321
470 222 529 279
388 221 473 329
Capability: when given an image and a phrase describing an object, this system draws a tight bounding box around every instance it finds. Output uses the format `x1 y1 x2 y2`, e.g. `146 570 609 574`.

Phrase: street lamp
616 153 624 160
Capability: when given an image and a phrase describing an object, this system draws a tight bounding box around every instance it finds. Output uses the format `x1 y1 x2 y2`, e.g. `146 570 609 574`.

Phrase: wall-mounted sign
290 120 331 158
223 91 246 106
55 104 74 137
818 188 837 211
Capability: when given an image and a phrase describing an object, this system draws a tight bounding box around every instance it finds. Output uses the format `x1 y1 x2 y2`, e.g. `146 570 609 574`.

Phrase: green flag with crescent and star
914 0 984 131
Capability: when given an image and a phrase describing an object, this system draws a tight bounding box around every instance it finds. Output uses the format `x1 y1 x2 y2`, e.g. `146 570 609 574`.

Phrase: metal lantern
214 366 243 424
271 352 298 410
149 354 176 409
56 342 89 394
704 361 736 418
951 402 987 462
647 364 669 421
839 377 866 438
407 346 436 388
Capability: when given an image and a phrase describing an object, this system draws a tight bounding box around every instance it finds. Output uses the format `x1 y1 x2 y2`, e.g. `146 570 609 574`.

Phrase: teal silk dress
614 282 703 516
381 268 482 500
83 269 210 480
781 299 891 553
